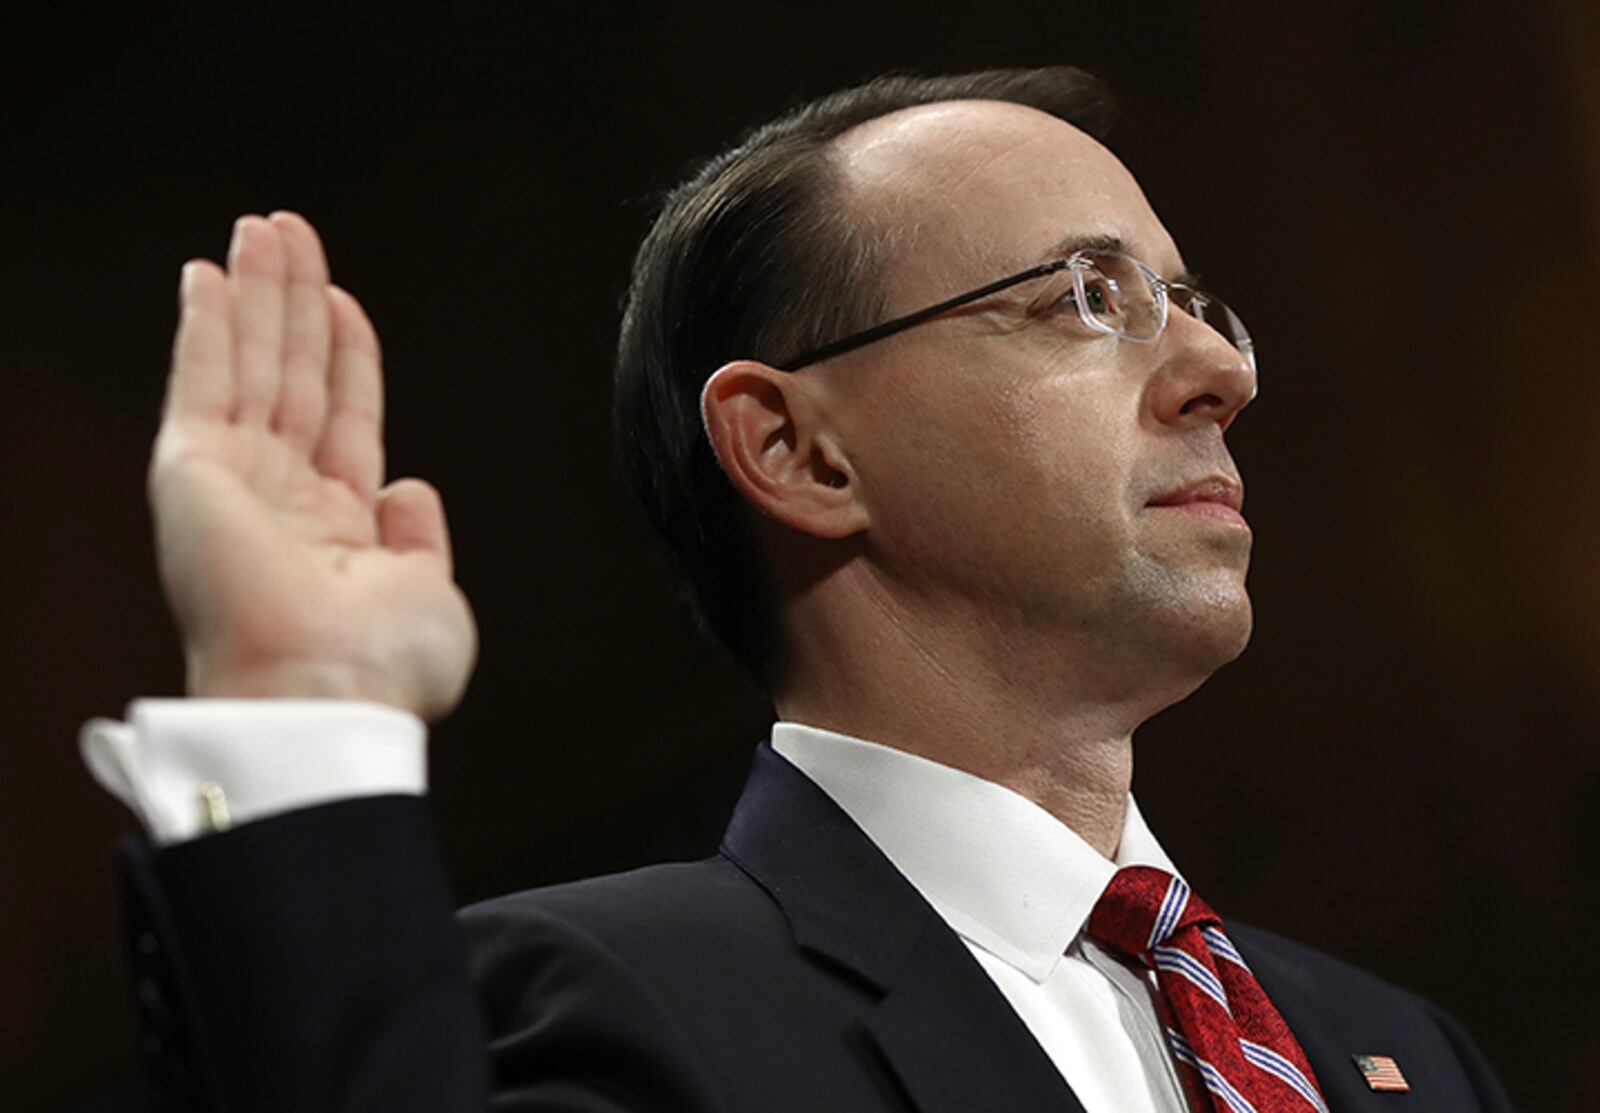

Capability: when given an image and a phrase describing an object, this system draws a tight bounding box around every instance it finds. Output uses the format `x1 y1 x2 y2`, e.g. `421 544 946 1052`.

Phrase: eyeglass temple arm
776 259 1071 371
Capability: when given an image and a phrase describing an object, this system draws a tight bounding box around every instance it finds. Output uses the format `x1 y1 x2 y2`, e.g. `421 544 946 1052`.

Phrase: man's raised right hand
148 213 477 721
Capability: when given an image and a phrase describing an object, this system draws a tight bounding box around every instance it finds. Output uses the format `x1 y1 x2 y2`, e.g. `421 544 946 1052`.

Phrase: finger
164 260 234 421
316 284 386 502
226 215 288 426
267 211 332 455
376 478 454 574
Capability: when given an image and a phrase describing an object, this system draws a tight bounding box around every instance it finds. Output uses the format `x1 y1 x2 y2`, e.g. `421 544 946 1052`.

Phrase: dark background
5 3 1597 1109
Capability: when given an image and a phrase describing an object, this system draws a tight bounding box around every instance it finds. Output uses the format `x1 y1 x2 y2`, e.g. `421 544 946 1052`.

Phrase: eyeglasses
778 248 1257 378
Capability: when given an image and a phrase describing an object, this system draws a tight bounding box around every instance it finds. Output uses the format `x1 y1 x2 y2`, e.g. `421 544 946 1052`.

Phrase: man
85 68 1511 1111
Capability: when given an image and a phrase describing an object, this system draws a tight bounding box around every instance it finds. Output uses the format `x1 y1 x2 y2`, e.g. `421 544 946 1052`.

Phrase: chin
1078 586 1251 715
1165 591 1253 677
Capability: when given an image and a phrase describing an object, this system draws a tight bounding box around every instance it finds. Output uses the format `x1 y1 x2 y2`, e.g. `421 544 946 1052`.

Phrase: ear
700 360 869 540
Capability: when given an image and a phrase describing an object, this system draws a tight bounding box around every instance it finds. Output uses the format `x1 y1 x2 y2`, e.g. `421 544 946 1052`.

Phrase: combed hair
613 67 1116 685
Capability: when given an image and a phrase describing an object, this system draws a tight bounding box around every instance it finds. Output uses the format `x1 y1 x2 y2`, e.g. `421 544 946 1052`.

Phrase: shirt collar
770 721 1180 983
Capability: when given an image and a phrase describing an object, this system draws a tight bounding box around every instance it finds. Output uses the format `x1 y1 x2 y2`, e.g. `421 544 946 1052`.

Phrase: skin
154 101 1250 860
701 101 1256 856
152 212 476 721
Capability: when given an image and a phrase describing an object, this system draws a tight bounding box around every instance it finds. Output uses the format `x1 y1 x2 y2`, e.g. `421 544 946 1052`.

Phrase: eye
1091 275 1124 315
1071 273 1124 322
1036 271 1117 324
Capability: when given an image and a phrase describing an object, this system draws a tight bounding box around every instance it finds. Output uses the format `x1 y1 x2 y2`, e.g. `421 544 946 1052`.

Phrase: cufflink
199 782 232 833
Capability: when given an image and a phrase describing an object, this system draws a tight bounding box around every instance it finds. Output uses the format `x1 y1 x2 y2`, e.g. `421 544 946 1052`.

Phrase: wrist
186 652 412 711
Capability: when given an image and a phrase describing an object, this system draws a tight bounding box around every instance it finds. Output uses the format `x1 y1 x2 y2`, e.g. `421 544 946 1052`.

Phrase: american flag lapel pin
1353 1054 1411 1093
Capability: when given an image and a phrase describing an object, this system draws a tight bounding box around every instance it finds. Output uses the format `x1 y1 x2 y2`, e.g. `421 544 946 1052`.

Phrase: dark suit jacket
120 743 1512 1111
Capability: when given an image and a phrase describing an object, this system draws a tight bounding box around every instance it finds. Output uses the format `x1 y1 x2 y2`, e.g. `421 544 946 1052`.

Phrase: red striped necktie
1087 866 1328 1113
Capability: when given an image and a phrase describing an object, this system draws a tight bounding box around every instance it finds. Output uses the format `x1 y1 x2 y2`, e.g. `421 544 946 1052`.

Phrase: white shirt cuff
80 699 427 846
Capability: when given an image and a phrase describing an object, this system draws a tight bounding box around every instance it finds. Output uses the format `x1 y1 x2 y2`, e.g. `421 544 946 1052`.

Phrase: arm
117 216 719 1112
119 213 487 1109
121 796 491 1111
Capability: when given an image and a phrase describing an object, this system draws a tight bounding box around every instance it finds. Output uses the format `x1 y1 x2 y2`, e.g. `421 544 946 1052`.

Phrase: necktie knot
1087 865 1221 959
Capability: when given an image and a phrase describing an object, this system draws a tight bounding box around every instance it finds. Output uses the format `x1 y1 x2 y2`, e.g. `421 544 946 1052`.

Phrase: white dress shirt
771 723 1188 1113
83 704 1188 1111
82 700 426 844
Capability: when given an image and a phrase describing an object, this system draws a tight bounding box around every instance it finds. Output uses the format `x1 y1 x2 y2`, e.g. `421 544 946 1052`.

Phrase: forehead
832 100 1183 298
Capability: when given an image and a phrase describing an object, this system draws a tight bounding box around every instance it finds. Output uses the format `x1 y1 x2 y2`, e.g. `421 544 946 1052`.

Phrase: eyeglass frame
775 248 1256 376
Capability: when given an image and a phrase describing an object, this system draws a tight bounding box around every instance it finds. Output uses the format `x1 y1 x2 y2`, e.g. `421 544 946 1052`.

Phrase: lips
1147 477 1246 516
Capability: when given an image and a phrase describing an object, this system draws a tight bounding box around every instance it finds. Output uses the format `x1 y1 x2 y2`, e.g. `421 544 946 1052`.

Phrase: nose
1146 309 1257 433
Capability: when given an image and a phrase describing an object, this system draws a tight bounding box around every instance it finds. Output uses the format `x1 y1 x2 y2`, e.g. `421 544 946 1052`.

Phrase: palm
150 214 476 720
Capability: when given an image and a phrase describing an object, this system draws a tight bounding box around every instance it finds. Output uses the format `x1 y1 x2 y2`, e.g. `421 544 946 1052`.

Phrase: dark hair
613 67 1116 686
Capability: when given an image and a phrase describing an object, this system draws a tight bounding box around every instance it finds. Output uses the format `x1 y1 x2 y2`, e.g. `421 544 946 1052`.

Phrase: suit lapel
720 744 1085 1113
863 914 1089 1113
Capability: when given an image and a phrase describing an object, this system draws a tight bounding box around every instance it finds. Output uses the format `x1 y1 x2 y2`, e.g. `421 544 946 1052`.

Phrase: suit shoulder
1227 921 1513 1109
456 853 794 996
1224 920 1422 1007
455 861 744 1111
459 854 772 944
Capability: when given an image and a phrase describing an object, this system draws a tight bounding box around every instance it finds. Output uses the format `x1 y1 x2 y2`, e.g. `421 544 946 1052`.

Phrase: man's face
824 101 1257 695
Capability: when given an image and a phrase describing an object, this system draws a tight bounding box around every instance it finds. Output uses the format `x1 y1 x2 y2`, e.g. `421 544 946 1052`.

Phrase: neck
774 572 1196 859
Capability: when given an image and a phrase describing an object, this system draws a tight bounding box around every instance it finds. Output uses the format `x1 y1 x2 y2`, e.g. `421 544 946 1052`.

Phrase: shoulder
459 854 820 1010
1227 918 1468 1034
454 856 889 1112
459 854 785 969
455 858 775 1111
1225 920 1421 1008
457 853 850 1027
1227 921 1512 1110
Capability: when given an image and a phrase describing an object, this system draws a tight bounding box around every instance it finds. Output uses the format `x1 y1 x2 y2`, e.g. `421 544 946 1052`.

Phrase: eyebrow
1034 231 1202 288
1037 231 1131 260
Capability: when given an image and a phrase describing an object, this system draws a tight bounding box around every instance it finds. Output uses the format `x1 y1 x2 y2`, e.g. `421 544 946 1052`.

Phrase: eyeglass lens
1183 294 1255 371
1073 253 1165 340
1071 251 1255 372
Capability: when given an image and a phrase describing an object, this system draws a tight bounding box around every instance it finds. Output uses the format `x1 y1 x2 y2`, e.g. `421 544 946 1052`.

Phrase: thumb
376 478 454 572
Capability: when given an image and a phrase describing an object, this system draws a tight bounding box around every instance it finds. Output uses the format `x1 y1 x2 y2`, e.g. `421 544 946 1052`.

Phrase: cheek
854 370 1138 581
851 391 995 537
999 377 1140 566
996 371 1129 473
995 368 1139 511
